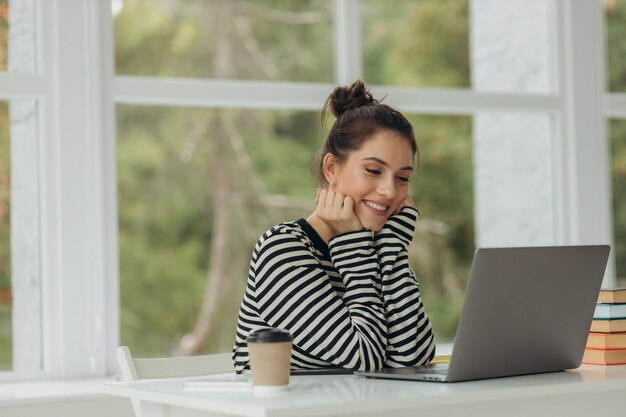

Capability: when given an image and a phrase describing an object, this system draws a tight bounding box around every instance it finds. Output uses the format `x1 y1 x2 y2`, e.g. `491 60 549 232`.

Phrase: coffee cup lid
247 328 293 343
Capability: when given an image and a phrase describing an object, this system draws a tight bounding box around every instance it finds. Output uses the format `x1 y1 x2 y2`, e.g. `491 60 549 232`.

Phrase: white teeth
364 200 387 211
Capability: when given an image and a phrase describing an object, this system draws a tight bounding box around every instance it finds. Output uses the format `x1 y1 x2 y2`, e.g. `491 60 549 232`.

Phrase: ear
322 153 339 186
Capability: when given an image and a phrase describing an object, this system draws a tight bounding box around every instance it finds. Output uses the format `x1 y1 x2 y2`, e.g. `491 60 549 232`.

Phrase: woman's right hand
314 188 363 238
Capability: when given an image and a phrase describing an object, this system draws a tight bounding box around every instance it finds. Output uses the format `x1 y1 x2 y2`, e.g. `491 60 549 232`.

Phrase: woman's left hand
394 195 416 215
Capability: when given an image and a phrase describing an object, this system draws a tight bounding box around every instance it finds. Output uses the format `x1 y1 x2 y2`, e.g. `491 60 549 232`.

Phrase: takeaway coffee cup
247 328 293 391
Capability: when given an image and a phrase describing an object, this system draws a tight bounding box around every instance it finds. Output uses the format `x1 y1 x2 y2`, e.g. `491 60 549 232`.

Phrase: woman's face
329 131 414 232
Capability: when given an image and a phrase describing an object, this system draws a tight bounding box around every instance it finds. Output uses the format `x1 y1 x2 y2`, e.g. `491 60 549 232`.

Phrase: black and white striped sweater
232 206 435 373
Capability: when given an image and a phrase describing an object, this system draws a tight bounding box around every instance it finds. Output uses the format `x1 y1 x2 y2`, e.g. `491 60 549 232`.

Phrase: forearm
379 252 435 366
381 261 436 366
375 208 436 366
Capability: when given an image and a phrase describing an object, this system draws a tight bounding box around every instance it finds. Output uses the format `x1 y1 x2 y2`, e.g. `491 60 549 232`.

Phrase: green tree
606 0 626 92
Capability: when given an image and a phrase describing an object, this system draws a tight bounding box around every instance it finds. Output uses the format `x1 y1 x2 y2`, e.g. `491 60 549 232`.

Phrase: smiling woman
320 132 414 233
232 80 435 373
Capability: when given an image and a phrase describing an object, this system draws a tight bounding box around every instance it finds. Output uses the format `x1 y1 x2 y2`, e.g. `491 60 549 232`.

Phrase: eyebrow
362 157 414 172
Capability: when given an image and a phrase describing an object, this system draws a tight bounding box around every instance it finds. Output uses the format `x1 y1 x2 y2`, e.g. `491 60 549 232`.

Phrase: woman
232 80 436 372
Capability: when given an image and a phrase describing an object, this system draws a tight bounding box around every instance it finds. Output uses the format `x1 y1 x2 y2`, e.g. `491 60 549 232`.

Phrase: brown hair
315 80 418 186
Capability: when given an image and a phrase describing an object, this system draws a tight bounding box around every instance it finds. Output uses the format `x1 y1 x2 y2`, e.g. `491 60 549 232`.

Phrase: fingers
333 190 345 208
313 188 362 235
316 188 350 217
317 188 327 208
318 188 345 210
343 196 353 213
394 195 416 215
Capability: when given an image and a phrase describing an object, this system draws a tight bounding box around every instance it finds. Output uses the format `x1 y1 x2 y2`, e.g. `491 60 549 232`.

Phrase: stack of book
583 287 626 365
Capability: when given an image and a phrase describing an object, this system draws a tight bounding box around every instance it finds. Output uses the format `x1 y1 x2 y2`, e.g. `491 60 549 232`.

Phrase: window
0 0 42 378
0 0 617 381
606 0 626 286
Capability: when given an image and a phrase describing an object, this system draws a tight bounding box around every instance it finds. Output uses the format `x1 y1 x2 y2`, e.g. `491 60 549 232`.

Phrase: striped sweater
232 206 435 373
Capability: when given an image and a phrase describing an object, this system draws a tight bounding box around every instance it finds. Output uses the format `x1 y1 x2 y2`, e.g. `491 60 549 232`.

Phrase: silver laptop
356 245 610 383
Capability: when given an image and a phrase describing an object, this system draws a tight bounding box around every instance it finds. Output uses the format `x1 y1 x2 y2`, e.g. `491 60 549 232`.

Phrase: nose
377 175 397 199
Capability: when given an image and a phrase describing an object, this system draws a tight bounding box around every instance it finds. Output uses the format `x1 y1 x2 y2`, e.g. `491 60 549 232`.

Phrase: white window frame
0 0 117 380
0 0 621 381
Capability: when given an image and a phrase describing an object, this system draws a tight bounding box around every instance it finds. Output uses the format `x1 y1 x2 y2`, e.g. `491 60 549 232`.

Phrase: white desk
104 365 626 417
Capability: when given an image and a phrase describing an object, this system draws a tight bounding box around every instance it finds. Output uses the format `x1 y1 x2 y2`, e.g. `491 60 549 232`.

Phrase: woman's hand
314 188 363 237
394 195 416 215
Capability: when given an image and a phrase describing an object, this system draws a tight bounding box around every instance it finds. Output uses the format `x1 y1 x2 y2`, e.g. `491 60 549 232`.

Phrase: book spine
585 346 626 351
593 303 626 320
582 361 626 366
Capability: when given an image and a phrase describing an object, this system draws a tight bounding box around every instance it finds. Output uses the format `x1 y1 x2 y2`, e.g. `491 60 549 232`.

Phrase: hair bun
326 80 376 118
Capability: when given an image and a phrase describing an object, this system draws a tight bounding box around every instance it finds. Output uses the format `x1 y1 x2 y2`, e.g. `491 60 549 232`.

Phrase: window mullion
332 0 362 84
556 0 614 285
39 0 114 378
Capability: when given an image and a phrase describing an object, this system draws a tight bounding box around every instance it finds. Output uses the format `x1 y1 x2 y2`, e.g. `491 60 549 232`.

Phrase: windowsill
0 377 117 407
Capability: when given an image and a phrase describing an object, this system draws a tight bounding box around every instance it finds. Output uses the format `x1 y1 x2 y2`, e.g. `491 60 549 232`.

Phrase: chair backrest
115 346 234 417
115 346 233 381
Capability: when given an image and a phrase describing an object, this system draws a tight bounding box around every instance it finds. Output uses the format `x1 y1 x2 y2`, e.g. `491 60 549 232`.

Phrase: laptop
356 245 610 383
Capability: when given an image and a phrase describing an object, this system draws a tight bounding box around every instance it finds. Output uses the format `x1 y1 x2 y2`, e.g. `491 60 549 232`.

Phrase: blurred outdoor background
0 0 625 366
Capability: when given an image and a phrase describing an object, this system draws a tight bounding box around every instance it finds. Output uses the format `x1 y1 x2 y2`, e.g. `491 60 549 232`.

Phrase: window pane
113 0 333 82
365 0 553 91
407 114 474 342
117 105 322 357
471 0 554 93
474 111 555 246
606 0 626 92
0 101 11 370
0 99 40 375
362 0 470 88
0 0 36 74
611 119 626 286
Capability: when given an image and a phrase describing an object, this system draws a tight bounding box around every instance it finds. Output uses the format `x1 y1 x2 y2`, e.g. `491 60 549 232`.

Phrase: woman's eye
397 177 410 183
366 169 381 175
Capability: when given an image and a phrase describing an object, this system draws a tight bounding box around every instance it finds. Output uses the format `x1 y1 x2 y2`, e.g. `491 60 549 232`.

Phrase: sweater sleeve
251 228 387 370
375 207 436 366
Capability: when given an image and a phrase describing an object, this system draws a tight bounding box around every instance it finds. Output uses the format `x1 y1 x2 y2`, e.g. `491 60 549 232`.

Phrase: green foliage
117 105 323 355
0 1 7 72
241 110 321 197
611 119 626 285
362 0 470 87
0 101 9 290
408 115 474 340
117 105 214 355
114 0 334 81
606 0 626 92
0 304 10 370
0 101 10 370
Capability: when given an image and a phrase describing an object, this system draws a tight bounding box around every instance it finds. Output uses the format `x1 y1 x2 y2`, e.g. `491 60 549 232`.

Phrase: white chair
115 346 233 417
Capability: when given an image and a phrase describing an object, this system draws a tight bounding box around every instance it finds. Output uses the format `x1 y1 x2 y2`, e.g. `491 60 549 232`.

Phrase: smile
363 200 388 212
